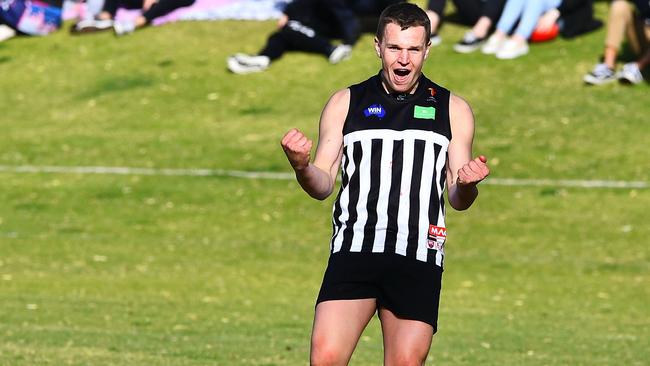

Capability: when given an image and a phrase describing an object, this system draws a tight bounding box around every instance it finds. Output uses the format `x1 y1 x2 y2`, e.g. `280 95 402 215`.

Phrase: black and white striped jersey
330 72 452 268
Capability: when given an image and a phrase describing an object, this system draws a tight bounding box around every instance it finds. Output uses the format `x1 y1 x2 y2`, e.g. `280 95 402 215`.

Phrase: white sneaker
72 18 114 33
0 24 16 42
232 53 252 63
618 62 644 85
481 34 505 55
114 20 136 36
329 44 352 64
227 54 270 74
232 53 271 66
583 63 617 85
496 39 529 59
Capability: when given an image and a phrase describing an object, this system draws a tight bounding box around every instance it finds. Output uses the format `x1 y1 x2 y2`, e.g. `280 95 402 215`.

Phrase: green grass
0 2 649 365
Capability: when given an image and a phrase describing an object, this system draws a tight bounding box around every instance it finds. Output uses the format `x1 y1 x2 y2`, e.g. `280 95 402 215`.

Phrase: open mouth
393 68 411 83
394 68 410 77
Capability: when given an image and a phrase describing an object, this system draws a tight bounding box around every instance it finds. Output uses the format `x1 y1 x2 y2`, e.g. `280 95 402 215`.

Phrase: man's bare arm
446 94 490 210
281 89 349 200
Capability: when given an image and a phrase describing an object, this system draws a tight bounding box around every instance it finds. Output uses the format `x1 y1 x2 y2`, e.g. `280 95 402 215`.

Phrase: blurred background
0 0 648 364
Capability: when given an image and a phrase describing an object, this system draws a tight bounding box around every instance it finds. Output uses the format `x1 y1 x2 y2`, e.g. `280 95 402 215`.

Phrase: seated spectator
424 0 445 45
347 0 404 34
71 0 195 36
0 0 63 42
584 0 650 85
425 0 506 50
482 0 600 59
227 0 361 74
350 0 404 15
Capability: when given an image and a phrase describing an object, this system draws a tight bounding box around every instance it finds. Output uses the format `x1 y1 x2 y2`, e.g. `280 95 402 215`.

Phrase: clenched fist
457 155 490 186
281 128 313 171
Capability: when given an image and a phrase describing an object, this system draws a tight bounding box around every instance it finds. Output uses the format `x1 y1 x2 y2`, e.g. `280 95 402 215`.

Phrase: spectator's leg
259 31 289 61
640 23 650 70
630 13 650 70
98 0 142 19
460 0 505 38
511 0 560 41
471 17 492 38
452 0 482 25
284 24 335 57
142 0 194 23
98 0 121 19
625 9 646 55
494 0 526 35
348 0 375 14
262 24 334 60
604 0 633 68
426 0 446 34
637 48 650 71
85 0 105 18
482 0 506 25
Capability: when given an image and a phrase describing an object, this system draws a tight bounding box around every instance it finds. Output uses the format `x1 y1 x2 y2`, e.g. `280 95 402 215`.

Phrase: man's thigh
311 299 377 366
379 308 434 366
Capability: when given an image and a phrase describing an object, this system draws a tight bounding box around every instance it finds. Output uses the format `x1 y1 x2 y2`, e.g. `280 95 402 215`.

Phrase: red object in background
530 23 559 43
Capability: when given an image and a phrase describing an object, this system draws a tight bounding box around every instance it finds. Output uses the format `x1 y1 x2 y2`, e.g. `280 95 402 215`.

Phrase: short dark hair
376 3 431 43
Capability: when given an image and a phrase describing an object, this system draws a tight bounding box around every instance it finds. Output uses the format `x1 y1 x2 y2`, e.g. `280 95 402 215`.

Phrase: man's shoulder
323 88 351 114
421 73 450 93
450 93 471 108
449 93 474 126
348 73 379 89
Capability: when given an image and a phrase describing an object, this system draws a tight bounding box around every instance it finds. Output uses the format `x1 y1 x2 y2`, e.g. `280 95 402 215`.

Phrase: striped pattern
330 129 450 267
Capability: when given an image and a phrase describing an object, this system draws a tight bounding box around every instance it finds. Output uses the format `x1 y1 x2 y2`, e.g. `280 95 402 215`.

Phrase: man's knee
386 350 429 366
310 337 347 366
310 350 338 366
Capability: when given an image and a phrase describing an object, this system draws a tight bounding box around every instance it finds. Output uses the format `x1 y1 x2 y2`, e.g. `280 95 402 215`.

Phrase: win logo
364 104 386 118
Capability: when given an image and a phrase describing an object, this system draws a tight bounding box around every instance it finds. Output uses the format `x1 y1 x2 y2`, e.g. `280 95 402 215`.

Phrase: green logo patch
414 105 436 120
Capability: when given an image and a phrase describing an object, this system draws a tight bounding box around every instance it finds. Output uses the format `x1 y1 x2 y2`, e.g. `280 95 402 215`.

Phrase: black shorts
316 252 443 331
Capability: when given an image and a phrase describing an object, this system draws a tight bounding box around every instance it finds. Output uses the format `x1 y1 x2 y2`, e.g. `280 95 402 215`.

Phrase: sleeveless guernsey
329 72 452 268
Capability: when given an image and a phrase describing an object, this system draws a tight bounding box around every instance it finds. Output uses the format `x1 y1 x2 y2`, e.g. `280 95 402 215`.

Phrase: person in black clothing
426 0 506 48
71 0 195 36
0 0 63 41
349 0 405 15
227 0 360 74
552 0 603 39
227 0 403 74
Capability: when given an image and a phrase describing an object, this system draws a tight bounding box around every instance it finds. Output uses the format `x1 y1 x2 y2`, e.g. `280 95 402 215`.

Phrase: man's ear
374 37 381 58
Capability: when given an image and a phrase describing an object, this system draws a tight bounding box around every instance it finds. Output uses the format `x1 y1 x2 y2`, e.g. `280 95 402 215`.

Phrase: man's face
375 22 430 94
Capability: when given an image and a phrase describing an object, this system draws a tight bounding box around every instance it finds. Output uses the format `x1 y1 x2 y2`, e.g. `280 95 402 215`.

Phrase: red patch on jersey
427 225 446 250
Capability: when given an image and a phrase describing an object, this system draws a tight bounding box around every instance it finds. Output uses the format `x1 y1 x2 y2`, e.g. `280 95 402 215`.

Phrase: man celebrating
281 3 489 364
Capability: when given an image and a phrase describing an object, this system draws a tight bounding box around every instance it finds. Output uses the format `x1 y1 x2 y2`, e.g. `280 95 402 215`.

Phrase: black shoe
453 31 486 54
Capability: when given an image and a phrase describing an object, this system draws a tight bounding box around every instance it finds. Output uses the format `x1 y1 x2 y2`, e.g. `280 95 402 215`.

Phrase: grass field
1 1 649 365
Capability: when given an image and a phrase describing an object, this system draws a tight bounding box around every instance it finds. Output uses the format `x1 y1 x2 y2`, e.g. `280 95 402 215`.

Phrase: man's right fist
281 128 313 171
